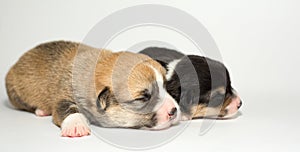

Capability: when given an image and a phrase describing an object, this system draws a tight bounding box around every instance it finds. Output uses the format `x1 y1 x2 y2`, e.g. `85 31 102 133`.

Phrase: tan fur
190 87 233 118
191 95 235 118
191 105 221 118
6 42 77 112
128 60 165 99
219 95 236 116
94 51 166 101
5 41 164 128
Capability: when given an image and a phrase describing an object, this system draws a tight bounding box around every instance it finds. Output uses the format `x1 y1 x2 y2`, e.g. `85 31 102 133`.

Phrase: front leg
52 100 90 137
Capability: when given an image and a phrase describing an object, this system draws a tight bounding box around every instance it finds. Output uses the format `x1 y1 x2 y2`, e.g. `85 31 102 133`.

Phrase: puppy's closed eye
136 89 151 102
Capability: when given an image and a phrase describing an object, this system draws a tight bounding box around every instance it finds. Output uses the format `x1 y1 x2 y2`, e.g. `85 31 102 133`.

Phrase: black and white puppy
140 47 242 120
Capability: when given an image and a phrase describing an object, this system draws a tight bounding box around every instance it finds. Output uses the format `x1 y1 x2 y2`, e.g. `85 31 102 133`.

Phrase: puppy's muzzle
222 96 242 118
149 94 181 130
168 107 178 120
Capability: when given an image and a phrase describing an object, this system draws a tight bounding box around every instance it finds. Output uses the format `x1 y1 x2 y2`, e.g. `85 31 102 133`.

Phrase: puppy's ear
96 87 112 111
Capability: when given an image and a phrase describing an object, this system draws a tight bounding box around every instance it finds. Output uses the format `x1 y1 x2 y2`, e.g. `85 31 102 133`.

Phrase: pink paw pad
35 109 50 117
61 113 91 138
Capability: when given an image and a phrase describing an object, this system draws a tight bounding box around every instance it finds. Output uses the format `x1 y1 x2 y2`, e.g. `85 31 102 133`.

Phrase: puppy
140 47 242 120
5 41 181 137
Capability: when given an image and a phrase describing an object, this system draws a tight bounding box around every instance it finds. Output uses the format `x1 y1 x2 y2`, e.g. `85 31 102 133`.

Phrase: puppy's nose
168 107 177 117
237 100 242 109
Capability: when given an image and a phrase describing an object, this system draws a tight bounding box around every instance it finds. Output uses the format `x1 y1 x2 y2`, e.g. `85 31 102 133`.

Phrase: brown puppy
5 41 181 137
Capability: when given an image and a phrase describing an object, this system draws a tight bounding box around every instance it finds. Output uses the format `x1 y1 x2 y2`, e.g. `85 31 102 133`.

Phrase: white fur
149 65 168 112
166 59 181 80
149 65 181 125
150 65 165 100
61 113 89 128
61 113 90 137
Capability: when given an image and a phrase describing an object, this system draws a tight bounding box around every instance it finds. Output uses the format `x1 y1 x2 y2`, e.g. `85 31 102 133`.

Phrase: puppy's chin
142 116 180 130
142 111 181 130
202 109 239 120
220 111 239 119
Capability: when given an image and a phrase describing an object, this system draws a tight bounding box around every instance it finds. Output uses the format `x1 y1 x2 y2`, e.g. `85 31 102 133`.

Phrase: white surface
1 0 300 151
1 92 299 151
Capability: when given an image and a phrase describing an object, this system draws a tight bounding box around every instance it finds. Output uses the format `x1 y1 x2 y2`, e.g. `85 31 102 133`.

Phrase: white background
1 0 299 151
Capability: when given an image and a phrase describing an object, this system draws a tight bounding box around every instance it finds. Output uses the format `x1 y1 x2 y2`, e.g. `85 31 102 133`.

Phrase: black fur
140 47 237 116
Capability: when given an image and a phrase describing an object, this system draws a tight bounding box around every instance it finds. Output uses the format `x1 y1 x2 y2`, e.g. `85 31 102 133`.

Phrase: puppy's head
212 88 242 119
186 87 242 120
165 55 242 120
93 52 180 130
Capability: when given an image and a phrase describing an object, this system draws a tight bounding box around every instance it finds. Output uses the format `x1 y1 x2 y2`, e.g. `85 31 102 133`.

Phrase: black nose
238 100 242 109
168 107 177 117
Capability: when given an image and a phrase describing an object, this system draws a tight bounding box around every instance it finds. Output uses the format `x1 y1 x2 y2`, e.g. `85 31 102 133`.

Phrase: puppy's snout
237 100 242 109
222 95 242 118
151 93 181 130
168 107 177 117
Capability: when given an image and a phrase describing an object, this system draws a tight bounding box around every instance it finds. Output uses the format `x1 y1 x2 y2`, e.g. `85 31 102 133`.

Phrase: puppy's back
140 47 184 67
6 41 81 113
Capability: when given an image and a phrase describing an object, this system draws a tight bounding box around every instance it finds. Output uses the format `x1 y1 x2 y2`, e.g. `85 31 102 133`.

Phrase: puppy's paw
35 109 50 117
60 113 91 137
